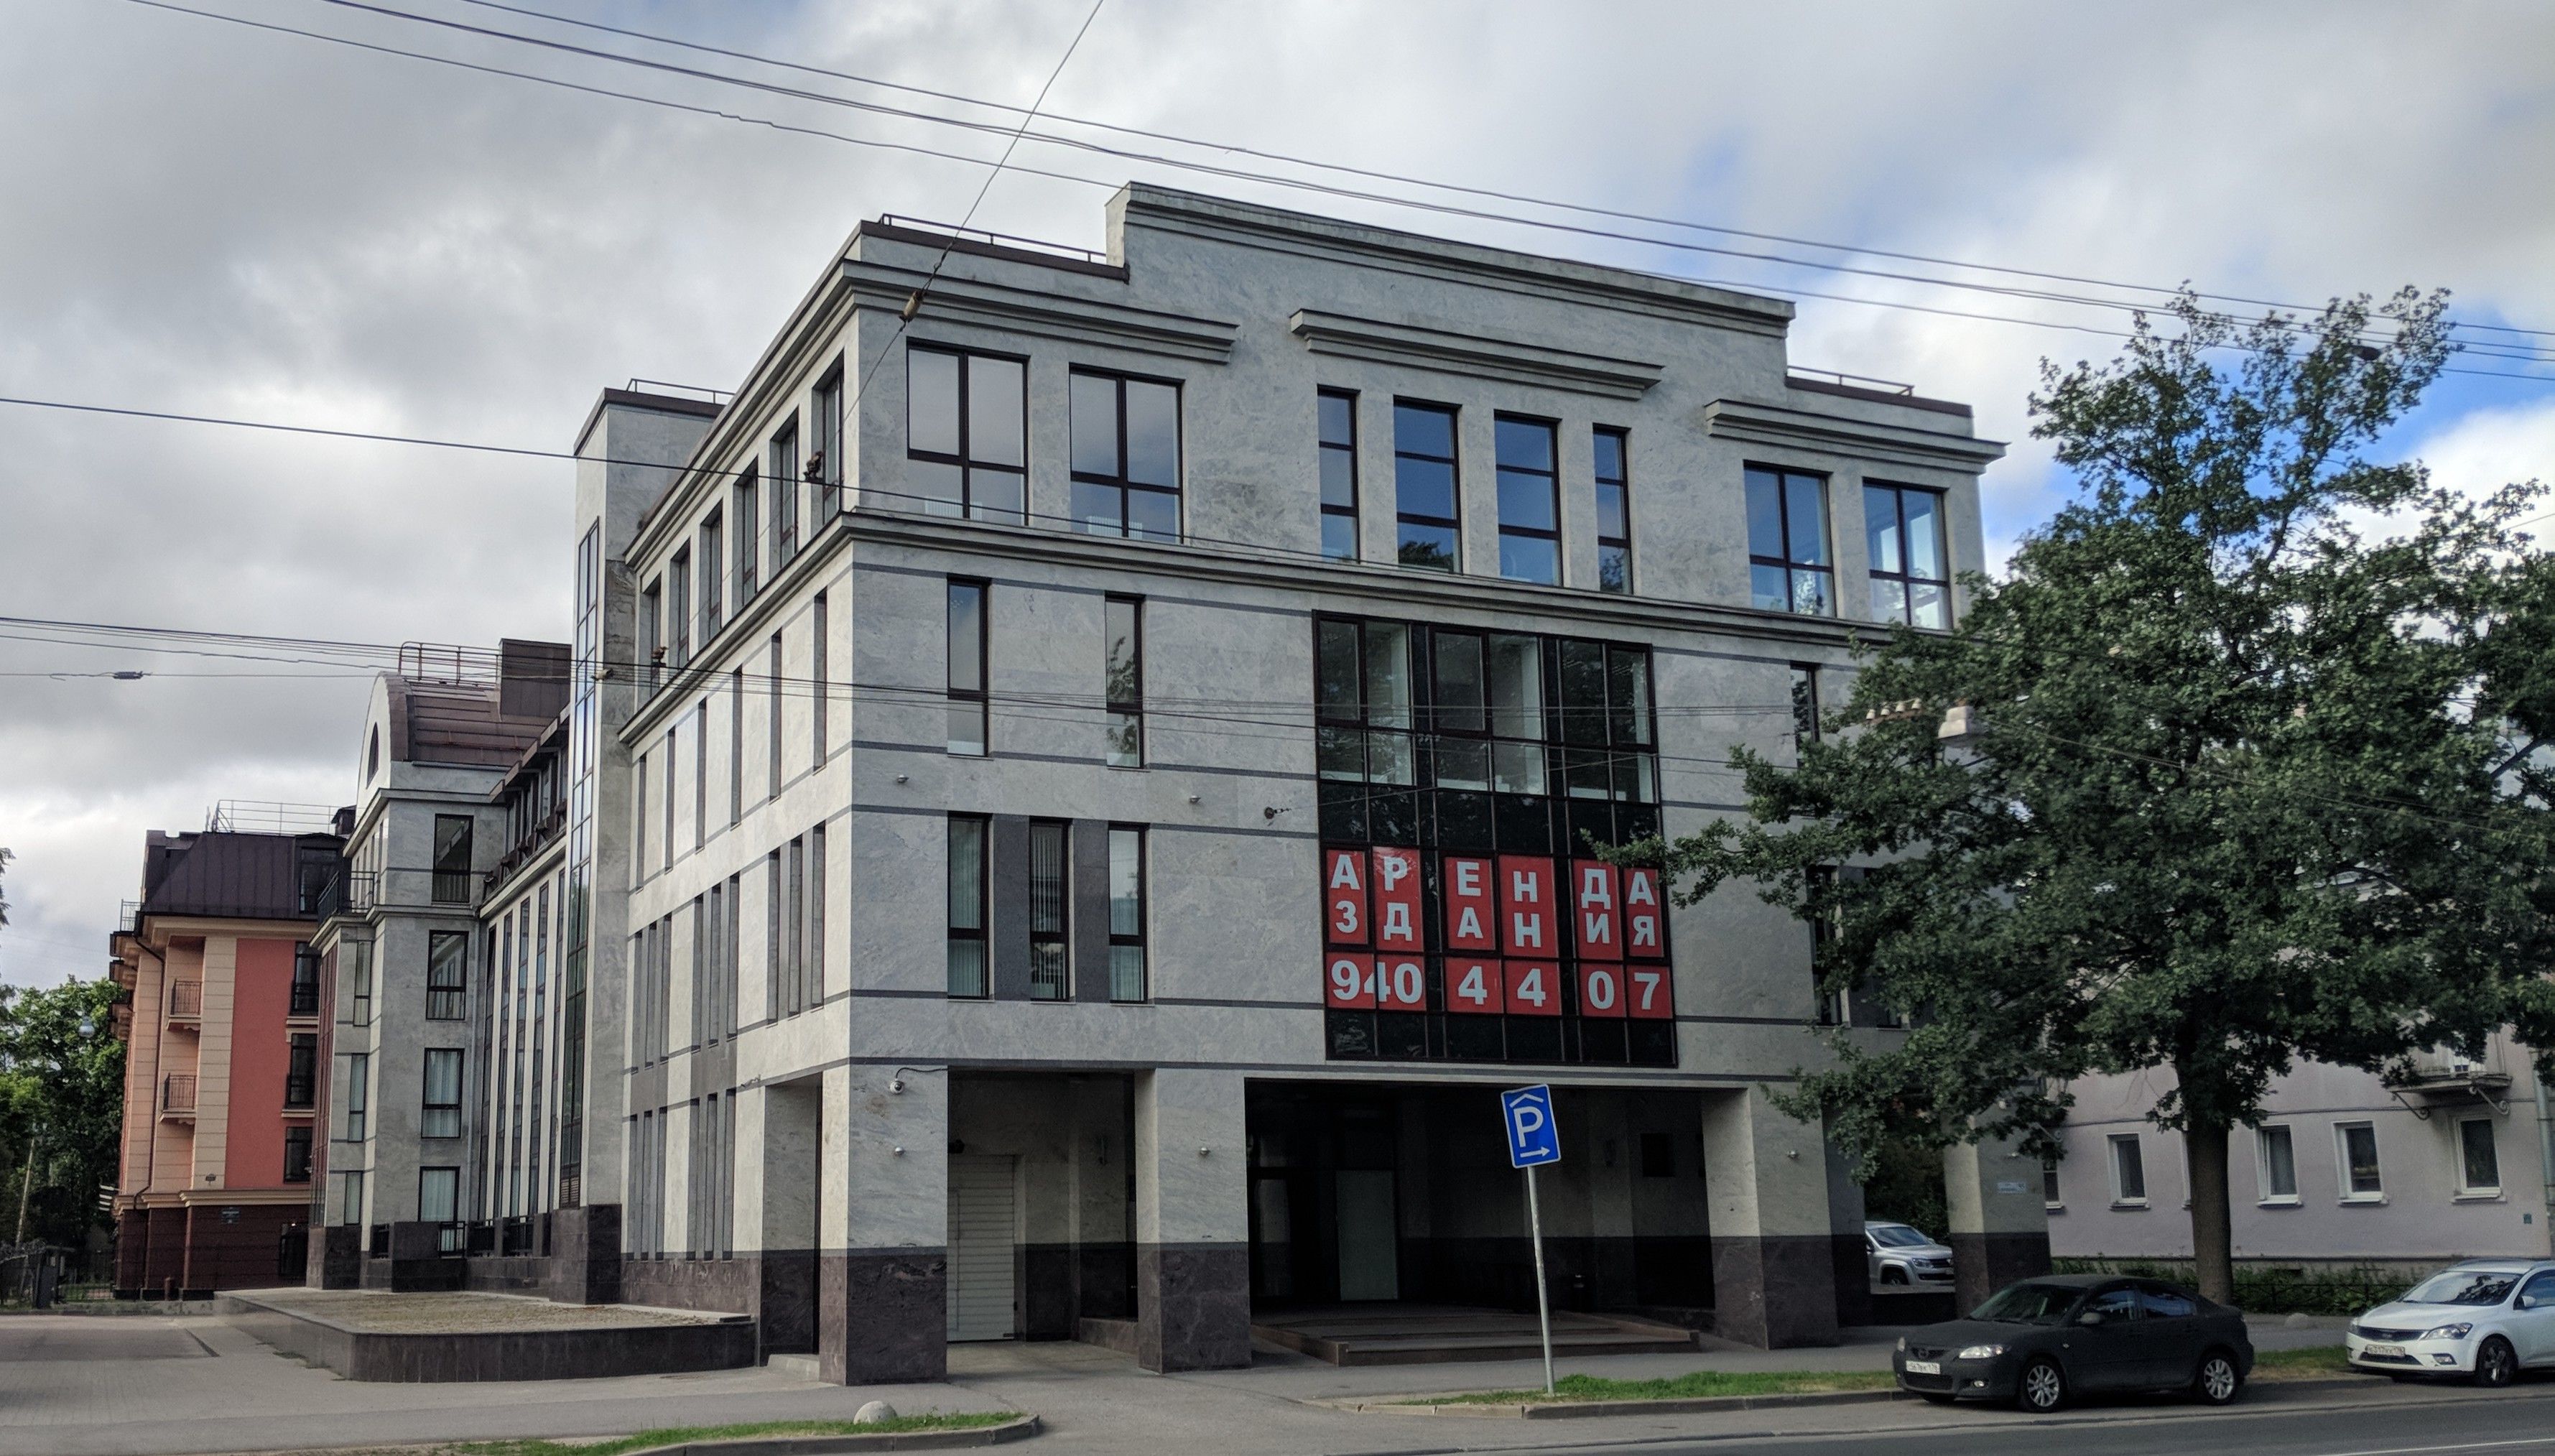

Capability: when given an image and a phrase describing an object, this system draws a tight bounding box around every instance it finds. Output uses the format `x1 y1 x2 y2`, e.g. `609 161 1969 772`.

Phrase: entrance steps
1252 1303 1700 1365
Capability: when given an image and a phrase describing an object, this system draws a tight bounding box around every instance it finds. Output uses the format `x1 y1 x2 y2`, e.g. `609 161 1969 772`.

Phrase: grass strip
442 1414 1019 1456
1413 1369 1898 1405
2249 1345 2355 1380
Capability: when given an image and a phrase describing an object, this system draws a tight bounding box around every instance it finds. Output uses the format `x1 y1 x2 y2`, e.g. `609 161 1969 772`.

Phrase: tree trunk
14 1146 32 1244
2185 1117 2235 1307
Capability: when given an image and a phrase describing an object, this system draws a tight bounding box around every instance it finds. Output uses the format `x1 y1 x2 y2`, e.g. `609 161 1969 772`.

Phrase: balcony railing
284 1074 315 1109
167 981 203 1019
314 868 376 920
289 983 321 1019
162 1075 197 1116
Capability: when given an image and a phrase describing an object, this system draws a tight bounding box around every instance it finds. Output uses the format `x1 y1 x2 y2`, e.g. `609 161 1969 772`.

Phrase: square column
1700 1088 1839 1348
1133 1068 1249 1371
1944 1135 2050 1312
820 1064 948 1383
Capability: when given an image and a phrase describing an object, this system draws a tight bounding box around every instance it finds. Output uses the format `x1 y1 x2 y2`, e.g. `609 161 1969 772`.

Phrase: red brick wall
229 938 297 1190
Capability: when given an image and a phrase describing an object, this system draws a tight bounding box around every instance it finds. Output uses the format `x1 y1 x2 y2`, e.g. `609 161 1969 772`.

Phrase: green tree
1651 291 2555 1305
0 976 127 1253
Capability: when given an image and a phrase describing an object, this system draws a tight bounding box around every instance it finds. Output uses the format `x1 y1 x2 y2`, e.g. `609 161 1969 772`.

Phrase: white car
1867 1220 1956 1286
2346 1260 2555 1386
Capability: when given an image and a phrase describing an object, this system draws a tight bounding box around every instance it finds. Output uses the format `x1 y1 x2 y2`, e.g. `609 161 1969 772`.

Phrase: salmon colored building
110 812 346 1297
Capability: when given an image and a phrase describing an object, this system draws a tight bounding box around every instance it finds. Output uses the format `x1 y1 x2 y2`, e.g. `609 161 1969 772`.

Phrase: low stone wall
220 1290 758 1381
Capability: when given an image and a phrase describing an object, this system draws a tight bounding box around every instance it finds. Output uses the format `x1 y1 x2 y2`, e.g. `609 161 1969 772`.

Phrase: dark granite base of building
315 1225 363 1289
818 1249 947 1384
219 1291 757 1381
547 1204 623 1304
618 1254 758 1315
1829 1232 1874 1329
759 1248 818 1353
1710 1233 1840 1348
1136 1243 1249 1372
1949 1230 2051 1313
117 1204 305 1299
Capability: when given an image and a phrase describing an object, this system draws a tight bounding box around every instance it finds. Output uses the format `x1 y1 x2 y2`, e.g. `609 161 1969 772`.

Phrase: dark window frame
1863 481 1952 629
1392 399 1461 572
1105 595 1143 769
698 509 724 640
812 592 829 769
947 814 991 998
1318 387 1359 562
1745 465 1835 616
1493 412 1562 585
769 414 802 567
732 465 760 603
285 1032 318 1108
426 930 468 1020
1108 823 1147 1003
668 546 692 668
283 1124 313 1184
905 343 1029 524
947 578 989 757
422 1047 464 1139
1068 366 1184 542
811 359 845 524
1028 818 1070 1001
1594 426 1631 593
431 815 473 904
290 942 321 1019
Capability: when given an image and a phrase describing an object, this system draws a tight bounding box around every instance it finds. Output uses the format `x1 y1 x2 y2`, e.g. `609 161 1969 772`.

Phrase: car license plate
2362 1343 2404 1358
1903 1360 1942 1376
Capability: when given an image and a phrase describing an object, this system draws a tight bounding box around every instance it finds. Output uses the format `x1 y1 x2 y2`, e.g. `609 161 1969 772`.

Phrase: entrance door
1335 1170 1399 1301
946 1155 1017 1341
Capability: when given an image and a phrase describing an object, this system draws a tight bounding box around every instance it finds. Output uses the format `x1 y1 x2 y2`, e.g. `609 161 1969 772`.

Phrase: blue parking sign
1501 1085 1561 1168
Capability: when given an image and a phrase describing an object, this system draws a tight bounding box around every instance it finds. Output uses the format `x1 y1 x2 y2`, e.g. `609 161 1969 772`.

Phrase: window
662 730 676 871
948 580 988 756
1745 466 1834 615
2138 1284 2196 1319
343 1052 369 1142
2459 1118 2500 1195
695 699 708 848
811 363 843 523
283 1125 312 1184
634 753 648 881
2108 1133 2147 1205
906 346 1026 524
669 547 692 668
432 815 473 904
770 417 801 565
426 931 467 1019
2043 1158 2062 1207
733 466 759 604
290 942 321 1019
366 725 380 782
812 593 829 769
1554 639 1655 802
1594 427 1631 592
2337 1121 2383 1200
1318 389 1359 560
285 1033 317 1108
699 513 723 639
1070 369 1181 539
1029 820 1068 1001
417 1166 459 1228
2256 1125 2298 1203
730 669 746 825
1638 1131 1674 1178
1393 402 1460 570
1316 618 1417 788
347 940 371 1027
948 816 989 997
1810 871 1847 1026
1420 629 1549 795
1109 826 1146 1002
1105 595 1143 768
809 823 825 1003
338 1169 366 1227
1865 483 1949 628
1494 416 1560 585
768 633 784 798
422 1049 463 1138
1790 664 1821 748
641 580 663 690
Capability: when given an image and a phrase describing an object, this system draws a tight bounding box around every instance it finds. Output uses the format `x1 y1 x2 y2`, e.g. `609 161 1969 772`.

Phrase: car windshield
1971 1282 2082 1325
1870 1225 1932 1248
2402 1271 2522 1307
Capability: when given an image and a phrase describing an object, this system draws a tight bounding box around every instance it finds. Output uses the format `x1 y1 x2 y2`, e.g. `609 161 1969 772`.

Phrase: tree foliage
1 976 126 1251
1649 291 2555 1302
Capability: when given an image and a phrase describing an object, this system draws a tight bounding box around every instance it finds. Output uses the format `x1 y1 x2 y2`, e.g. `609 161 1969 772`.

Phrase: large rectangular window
418 1166 459 1228
1594 427 1631 593
432 815 473 904
283 1125 312 1184
286 1032 317 1108
290 942 321 1019
812 593 829 769
2256 1125 2298 1203
1109 826 1146 1002
811 362 843 524
694 699 708 849
729 669 745 825
948 580 988 756
1417 628 1544 795
699 512 723 639
1315 618 1417 788
422 1049 463 1138
668 547 692 668
2108 1133 2147 1205
2336 1122 2383 1200
425 931 467 1020
1029 820 1068 1001
1318 389 1359 561
906 346 1026 524
1070 370 1182 540
1393 402 1460 571
1105 595 1142 769
1745 466 1834 615
1494 415 1559 585
1865 483 1949 628
947 816 989 997
2459 1118 2501 1195
733 466 759 604
343 1051 369 1141
767 633 784 798
770 417 801 566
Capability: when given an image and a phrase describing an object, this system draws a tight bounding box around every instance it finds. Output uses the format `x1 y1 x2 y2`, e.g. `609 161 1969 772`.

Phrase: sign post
1499 1084 1562 1395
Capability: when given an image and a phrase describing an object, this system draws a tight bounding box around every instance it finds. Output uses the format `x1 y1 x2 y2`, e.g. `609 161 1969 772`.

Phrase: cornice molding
1287 309 1663 399
842 259 1238 364
1704 397 2007 474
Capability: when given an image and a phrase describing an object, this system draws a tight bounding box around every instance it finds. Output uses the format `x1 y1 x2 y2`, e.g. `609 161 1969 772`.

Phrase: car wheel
2016 1357 2067 1413
2192 1349 2243 1405
1882 1266 1909 1286
2475 1336 2518 1388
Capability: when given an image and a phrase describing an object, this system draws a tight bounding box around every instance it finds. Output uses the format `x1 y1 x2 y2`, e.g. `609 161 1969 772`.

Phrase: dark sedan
1892 1274 2254 1411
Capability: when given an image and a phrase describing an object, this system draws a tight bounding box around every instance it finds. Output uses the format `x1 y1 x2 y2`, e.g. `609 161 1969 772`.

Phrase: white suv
1866 1220 1955 1286
2346 1260 2555 1386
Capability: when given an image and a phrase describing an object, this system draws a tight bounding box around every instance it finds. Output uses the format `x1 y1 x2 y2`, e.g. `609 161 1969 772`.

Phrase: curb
620 1417 1042 1453
1344 1371 2393 1419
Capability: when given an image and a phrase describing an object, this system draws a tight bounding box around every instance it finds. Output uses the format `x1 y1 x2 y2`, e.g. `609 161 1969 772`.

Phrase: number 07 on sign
1501 1085 1562 1394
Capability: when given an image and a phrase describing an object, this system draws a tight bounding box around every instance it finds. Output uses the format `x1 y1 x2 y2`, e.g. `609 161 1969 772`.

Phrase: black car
1892 1274 2254 1411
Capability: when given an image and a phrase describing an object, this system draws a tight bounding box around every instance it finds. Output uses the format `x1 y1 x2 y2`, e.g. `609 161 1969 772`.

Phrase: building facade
109 815 343 1297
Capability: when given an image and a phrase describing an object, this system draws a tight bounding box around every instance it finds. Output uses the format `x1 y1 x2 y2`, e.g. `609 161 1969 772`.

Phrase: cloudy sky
2 0 2550 988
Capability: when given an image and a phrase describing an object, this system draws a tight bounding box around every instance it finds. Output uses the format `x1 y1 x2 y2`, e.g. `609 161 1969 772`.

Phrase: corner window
947 815 989 998
1105 596 1143 768
1865 483 1949 628
2256 1125 2299 1203
1108 826 1146 1002
426 931 467 1020
1393 402 1460 571
1071 369 1181 540
1494 416 1559 585
2337 1121 2383 1200
1594 428 1631 593
2458 1118 2500 1196
906 346 1026 524
1745 466 1833 615
770 416 801 565
422 1049 463 1138
948 580 988 757
1318 389 1359 561
1029 820 1069 1001
2108 1133 2147 1205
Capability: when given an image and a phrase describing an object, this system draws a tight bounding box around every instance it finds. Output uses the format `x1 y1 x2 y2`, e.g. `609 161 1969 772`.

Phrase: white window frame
2255 1123 2300 1206
2107 1133 2148 1207
2334 1121 2385 1203
2454 1116 2503 1200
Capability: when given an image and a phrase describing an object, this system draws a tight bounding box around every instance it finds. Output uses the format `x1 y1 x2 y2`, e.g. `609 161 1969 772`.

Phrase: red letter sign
1325 953 1376 1008
1577 962 1626 1017
1626 965 1673 1019
1498 855 1555 957
1324 849 1368 945
1376 956 1426 1010
1624 866 1666 959
1371 847 1424 953
1572 861 1621 960
1441 855 1496 952
1447 957 1500 1014
1503 960 1560 1016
